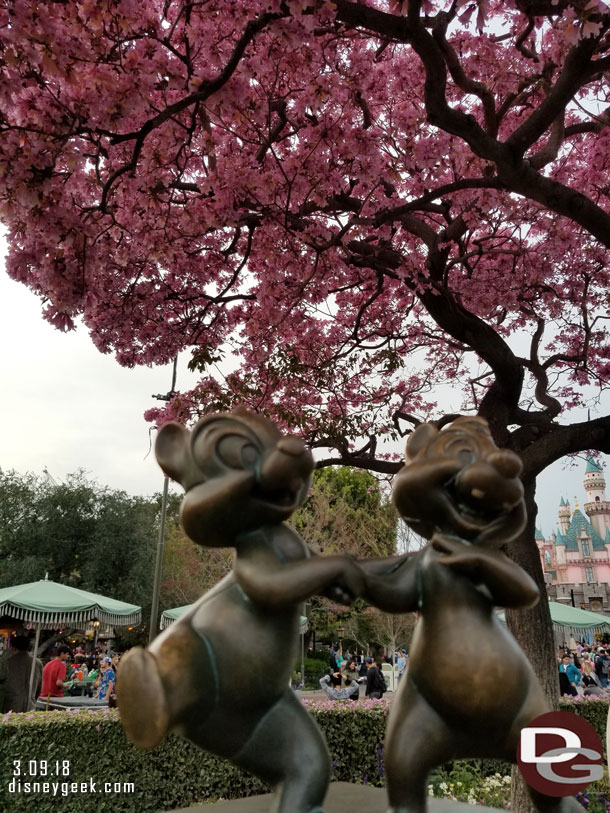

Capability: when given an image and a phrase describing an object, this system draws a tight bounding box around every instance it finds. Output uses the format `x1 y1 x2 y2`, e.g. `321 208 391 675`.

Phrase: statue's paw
117 647 170 749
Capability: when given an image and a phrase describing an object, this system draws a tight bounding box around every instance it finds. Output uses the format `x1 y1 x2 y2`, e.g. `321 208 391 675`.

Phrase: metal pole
148 356 178 644
149 474 170 643
301 604 305 690
27 624 41 708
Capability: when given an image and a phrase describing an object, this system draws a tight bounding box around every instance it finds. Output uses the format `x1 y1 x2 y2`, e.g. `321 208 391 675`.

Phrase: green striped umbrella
0 576 141 705
0 578 141 628
160 604 308 633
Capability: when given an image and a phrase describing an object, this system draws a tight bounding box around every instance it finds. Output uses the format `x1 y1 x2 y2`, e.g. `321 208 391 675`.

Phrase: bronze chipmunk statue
362 416 584 813
118 408 365 813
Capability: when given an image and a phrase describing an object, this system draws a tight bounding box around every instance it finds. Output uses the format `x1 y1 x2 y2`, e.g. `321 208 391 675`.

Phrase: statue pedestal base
173 781 499 812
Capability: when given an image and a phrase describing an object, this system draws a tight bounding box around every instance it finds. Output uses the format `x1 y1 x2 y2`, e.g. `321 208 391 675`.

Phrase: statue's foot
117 647 170 749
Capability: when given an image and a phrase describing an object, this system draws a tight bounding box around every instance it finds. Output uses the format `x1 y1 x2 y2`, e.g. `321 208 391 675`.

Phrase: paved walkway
173 782 496 812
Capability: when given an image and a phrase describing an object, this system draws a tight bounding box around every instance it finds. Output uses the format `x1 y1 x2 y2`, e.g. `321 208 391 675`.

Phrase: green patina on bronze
118 411 584 813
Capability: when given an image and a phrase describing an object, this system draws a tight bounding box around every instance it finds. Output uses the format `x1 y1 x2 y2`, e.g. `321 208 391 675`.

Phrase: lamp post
148 357 177 644
337 623 344 656
92 619 100 652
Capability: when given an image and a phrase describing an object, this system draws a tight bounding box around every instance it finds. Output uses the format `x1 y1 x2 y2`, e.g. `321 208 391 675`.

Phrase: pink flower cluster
0 0 609 456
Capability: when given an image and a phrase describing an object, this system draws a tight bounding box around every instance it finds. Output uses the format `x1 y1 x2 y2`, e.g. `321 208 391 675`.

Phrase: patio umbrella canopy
498 601 610 640
160 604 191 630
161 604 308 633
0 578 141 628
546 600 610 638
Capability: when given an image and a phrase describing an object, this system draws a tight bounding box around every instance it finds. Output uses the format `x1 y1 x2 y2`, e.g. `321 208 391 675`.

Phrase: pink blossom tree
1 0 609 722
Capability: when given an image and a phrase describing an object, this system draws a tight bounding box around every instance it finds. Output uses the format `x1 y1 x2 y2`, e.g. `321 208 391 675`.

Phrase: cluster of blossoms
0 0 609 467
429 772 511 807
301 695 392 713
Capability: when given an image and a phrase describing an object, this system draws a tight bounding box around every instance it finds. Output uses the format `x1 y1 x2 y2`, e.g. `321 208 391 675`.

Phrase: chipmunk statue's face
393 417 526 547
155 408 314 547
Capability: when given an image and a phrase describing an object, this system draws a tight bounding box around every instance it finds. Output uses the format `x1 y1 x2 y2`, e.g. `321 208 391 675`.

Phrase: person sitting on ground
319 671 360 701
342 661 364 701
342 660 361 683
581 660 605 696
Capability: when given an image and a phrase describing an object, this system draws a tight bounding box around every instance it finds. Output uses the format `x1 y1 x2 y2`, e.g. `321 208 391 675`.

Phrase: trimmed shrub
560 696 609 758
0 699 391 811
1 696 606 811
302 657 331 688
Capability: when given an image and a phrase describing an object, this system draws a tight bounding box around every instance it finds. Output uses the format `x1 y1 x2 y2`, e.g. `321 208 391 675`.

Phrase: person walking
0 636 42 712
364 657 387 699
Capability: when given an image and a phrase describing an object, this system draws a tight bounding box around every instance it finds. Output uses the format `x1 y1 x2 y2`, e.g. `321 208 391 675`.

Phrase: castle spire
558 497 571 535
583 457 610 540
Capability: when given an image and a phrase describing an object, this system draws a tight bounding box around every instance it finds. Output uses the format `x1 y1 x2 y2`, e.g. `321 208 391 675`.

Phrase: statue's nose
488 450 522 479
277 436 308 457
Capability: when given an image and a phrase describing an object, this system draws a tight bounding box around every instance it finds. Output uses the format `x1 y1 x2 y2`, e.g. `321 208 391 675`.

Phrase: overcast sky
0 235 607 536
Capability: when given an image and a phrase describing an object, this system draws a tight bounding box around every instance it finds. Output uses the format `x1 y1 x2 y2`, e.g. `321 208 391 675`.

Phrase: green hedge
439 697 610 786
560 696 609 757
302 657 331 688
0 700 390 812
1 697 606 812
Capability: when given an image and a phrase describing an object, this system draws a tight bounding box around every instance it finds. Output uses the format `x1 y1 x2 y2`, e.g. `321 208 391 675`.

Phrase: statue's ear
155 422 192 486
406 423 439 461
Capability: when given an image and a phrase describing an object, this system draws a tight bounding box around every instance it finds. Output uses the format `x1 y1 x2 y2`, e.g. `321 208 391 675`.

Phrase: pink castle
536 457 610 612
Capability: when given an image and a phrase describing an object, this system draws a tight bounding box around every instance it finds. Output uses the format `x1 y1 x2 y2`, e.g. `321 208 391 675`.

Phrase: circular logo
517 711 603 796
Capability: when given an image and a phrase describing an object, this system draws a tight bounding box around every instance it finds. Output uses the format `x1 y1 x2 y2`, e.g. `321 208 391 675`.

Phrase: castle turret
584 457 610 539
558 496 571 535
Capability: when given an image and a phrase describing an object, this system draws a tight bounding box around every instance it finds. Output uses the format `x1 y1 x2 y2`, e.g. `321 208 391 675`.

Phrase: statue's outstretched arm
234 551 364 608
431 534 539 609
357 554 412 576
359 552 421 613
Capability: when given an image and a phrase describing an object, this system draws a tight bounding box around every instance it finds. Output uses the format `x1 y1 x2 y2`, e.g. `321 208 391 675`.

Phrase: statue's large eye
445 438 476 466
217 435 260 470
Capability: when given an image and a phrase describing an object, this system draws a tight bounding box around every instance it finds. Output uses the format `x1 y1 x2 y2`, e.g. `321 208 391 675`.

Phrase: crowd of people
0 636 122 713
557 641 610 697
318 648 408 701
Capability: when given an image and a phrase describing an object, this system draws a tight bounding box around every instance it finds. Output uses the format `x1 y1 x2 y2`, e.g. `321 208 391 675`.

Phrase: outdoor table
35 695 108 711
68 678 96 697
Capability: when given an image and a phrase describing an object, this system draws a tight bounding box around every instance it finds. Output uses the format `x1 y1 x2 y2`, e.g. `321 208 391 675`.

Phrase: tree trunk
37 629 76 657
505 478 559 813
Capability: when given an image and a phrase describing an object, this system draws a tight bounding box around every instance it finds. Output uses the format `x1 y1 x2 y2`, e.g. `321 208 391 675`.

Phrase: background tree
342 604 416 658
292 466 397 559
159 498 232 611
0 468 157 609
292 466 398 650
